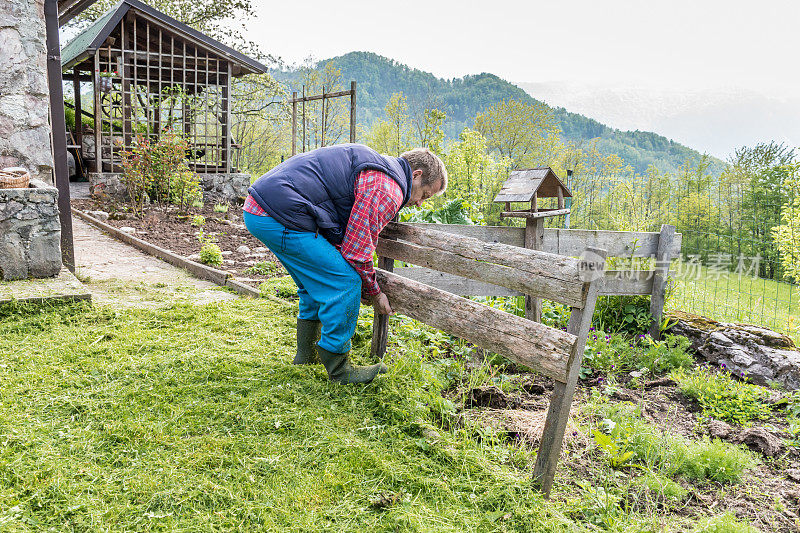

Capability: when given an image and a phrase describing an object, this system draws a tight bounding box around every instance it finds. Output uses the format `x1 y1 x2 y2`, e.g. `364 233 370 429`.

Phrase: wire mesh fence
561 162 800 343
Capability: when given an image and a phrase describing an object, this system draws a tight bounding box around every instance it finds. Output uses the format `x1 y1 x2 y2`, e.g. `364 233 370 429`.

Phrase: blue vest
248 144 413 245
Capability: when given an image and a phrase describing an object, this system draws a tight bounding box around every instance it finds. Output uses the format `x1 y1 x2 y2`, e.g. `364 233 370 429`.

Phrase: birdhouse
493 167 572 220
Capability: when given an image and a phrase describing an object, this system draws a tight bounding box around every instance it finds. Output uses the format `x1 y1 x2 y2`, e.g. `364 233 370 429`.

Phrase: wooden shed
60 0 268 177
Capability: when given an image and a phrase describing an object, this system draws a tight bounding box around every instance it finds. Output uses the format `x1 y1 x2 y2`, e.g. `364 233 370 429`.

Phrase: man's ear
412 169 424 181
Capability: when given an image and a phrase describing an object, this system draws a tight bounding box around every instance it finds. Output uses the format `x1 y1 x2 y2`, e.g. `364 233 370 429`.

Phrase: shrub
213 203 229 213
191 215 205 227
681 437 755 484
191 200 204 209
120 131 201 215
632 472 687 503
581 331 692 375
671 366 773 426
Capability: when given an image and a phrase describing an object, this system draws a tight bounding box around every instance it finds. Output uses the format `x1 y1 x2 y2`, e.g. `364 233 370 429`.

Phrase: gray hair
400 148 448 194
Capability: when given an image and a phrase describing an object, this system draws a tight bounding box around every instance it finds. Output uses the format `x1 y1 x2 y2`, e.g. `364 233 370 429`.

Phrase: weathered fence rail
394 222 681 338
371 221 607 496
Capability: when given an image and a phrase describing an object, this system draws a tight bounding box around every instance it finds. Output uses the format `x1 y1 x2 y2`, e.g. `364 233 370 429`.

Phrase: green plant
593 428 634 469
213 203 229 213
681 436 755 484
632 472 687 503
671 366 773 426
259 275 298 299
244 261 280 276
191 215 206 227
592 295 653 336
120 131 201 215
191 200 204 209
197 231 222 267
693 512 760 532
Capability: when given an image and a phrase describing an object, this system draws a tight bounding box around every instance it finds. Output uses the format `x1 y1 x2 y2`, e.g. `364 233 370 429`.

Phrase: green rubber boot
317 346 388 384
293 319 321 365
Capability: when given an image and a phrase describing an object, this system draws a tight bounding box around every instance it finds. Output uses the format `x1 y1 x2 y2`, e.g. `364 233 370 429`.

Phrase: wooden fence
370 222 608 496
386 222 681 338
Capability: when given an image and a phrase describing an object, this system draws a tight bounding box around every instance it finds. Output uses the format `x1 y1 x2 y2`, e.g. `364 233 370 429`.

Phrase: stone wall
0 0 54 184
89 172 250 204
201 173 250 203
0 179 62 280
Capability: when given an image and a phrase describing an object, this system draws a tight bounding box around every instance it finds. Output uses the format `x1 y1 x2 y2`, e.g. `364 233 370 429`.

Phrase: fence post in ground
532 246 607 497
371 217 397 358
648 224 676 340
524 216 545 322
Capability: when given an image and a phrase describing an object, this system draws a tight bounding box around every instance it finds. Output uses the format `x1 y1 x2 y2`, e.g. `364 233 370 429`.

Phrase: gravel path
72 216 238 308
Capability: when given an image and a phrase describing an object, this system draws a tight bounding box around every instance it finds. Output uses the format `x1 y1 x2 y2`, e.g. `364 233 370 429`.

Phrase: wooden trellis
289 82 357 155
370 221 608 496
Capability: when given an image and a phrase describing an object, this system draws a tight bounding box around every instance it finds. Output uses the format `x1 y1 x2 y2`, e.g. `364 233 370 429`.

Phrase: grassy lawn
669 264 799 344
0 295 784 532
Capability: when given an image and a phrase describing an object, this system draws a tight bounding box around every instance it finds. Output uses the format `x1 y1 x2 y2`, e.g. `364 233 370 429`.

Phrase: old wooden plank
599 270 654 295
381 222 587 305
545 228 683 258
404 224 682 258
525 217 545 322
394 267 655 298
501 208 571 220
377 270 575 382
393 267 522 297
533 247 607 497
648 224 676 339
376 238 587 308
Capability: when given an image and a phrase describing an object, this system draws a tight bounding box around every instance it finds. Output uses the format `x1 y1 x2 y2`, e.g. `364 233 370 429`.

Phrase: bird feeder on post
494 167 572 322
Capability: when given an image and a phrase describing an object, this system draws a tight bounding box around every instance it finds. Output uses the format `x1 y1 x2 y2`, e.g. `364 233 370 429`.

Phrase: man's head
400 148 448 208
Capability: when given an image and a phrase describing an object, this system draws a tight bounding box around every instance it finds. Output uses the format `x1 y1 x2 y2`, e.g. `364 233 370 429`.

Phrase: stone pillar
0 0 54 184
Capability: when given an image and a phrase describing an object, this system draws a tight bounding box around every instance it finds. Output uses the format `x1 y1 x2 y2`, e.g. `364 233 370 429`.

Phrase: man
243 144 448 384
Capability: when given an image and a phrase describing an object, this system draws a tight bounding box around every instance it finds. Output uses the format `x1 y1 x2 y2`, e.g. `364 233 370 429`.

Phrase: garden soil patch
72 199 287 290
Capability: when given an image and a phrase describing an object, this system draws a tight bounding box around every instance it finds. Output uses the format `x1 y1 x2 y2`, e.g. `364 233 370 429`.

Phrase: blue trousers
243 212 361 354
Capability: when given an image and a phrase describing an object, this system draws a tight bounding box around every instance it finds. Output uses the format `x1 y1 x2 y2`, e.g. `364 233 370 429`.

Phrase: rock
87 210 109 221
706 420 734 439
733 427 783 457
253 247 268 253
119 226 136 233
786 469 800 483
187 253 200 261
236 245 251 254
249 252 268 258
669 310 800 390
220 250 233 256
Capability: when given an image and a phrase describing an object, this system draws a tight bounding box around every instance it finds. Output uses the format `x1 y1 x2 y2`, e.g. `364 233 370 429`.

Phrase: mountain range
272 51 726 175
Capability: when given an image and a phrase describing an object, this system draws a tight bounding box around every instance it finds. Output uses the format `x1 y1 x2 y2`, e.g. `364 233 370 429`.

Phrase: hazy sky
239 0 799 97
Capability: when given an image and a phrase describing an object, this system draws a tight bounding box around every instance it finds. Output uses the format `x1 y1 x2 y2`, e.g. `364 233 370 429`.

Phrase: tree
773 163 800 283
364 92 412 156
474 99 561 168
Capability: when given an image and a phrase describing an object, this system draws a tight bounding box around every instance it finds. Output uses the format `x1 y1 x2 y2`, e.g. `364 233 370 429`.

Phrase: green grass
670 263 800 344
0 299 581 532
0 296 774 531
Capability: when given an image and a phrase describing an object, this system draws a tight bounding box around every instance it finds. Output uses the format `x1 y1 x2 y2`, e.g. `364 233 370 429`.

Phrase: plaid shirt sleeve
339 170 403 297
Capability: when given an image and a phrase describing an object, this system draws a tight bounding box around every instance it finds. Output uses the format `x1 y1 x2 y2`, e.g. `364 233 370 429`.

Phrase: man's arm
339 170 403 314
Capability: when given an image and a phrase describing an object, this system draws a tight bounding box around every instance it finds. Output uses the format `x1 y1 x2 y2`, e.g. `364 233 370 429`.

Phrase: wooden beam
391 267 660 298
533 246 607 497
648 224 676 339
376 269 576 382
403 224 683 258
377 222 588 308
524 217 544 322
45 0 75 271
501 208 571 220
349 81 356 143
291 91 297 156
288 89 353 103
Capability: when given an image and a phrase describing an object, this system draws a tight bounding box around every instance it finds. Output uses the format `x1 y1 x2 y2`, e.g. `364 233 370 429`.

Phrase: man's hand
370 292 393 315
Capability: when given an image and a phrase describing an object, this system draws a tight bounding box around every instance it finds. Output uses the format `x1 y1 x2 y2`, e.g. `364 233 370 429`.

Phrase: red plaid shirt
244 169 402 297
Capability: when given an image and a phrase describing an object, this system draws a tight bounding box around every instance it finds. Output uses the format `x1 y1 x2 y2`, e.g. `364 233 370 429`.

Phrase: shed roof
493 167 572 203
60 0 268 76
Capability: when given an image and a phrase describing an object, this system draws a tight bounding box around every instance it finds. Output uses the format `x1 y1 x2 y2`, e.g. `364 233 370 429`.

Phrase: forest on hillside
271 52 724 175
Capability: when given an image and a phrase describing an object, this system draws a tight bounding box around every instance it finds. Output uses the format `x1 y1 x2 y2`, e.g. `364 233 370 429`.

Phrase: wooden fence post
371 216 397 358
533 246 607 497
647 224 676 340
524 217 544 322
